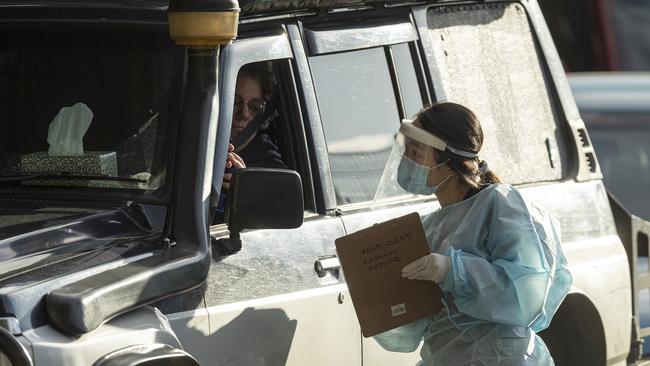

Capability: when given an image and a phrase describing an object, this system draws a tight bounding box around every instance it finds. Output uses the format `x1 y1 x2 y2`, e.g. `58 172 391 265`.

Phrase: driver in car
223 62 286 191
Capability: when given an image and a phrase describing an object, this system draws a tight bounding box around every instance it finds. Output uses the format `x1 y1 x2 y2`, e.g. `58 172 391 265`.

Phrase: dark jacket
238 133 286 169
213 133 285 224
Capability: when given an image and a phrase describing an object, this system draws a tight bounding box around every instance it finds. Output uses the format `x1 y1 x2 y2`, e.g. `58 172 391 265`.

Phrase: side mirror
214 168 304 255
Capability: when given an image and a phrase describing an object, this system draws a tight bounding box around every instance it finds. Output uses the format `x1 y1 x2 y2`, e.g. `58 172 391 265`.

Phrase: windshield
0 28 179 191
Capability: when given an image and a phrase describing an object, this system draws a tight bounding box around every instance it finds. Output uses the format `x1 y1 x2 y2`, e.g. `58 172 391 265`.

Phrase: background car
570 71 650 356
569 72 650 221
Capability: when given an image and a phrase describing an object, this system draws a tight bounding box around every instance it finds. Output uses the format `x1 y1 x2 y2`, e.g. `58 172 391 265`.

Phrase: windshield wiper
0 172 148 183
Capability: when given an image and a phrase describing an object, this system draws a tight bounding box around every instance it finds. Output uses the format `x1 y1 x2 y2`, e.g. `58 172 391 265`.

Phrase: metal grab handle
314 256 340 278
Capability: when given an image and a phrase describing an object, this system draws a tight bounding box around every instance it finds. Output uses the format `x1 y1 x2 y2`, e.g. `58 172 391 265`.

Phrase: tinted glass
425 3 567 184
392 43 424 118
612 0 650 70
584 112 650 220
0 29 178 191
311 47 400 204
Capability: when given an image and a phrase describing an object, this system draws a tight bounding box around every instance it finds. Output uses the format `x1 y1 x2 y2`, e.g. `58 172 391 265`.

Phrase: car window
213 59 312 222
310 47 408 205
584 112 650 220
423 3 567 184
392 43 425 118
229 61 287 170
0 29 178 191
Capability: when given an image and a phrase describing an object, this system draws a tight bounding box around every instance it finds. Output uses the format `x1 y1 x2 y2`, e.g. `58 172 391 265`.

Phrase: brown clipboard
335 212 442 337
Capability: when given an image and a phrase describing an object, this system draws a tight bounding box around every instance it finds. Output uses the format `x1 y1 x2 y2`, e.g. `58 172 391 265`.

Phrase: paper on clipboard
335 212 442 337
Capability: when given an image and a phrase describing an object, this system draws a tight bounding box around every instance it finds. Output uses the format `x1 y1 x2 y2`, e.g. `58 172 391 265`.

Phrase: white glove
401 253 450 284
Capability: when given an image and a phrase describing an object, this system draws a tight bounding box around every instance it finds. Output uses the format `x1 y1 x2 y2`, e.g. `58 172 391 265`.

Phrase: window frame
212 25 317 227
303 17 432 210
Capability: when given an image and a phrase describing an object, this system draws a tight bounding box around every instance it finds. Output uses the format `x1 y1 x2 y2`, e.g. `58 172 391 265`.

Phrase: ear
426 161 453 186
426 167 436 186
441 163 454 177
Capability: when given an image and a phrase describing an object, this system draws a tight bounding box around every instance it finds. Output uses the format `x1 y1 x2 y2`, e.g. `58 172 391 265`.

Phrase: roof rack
239 0 426 17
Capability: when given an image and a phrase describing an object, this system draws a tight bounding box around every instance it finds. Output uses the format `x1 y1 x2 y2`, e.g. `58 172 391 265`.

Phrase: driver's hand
223 143 246 191
224 143 245 169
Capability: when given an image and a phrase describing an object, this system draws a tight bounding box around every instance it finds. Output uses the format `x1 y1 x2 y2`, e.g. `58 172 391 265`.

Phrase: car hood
0 200 167 331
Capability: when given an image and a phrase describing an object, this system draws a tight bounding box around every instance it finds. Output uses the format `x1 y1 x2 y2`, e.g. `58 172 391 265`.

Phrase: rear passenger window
310 41 429 205
424 3 568 184
311 48 399 204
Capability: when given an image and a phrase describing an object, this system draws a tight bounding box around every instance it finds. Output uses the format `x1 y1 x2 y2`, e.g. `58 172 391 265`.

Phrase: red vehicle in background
540 0 650 72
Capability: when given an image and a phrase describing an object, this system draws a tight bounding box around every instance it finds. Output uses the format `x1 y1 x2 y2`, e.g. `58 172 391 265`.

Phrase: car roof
240 0 422 17
0 0 423 14
0 0 451 25
568 72 650 113
0 0 167 9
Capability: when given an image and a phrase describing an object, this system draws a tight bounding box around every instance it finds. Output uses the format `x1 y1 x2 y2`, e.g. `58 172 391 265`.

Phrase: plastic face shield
400 120 446 166
372 119 446 204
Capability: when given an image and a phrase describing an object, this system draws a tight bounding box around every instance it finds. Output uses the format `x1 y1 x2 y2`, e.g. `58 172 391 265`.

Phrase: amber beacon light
168 0 240 47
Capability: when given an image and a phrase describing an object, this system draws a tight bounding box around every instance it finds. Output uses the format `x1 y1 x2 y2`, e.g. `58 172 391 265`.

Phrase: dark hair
237 62 275 101
416 102 502 189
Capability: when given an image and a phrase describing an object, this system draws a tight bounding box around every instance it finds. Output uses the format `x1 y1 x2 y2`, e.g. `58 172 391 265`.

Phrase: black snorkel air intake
45 1 240 335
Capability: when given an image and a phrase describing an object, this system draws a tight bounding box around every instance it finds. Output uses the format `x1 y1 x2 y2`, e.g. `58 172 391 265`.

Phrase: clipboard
335 212 442 337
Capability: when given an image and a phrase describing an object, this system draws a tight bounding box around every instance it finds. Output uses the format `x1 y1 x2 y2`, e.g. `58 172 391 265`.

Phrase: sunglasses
234 96 267 116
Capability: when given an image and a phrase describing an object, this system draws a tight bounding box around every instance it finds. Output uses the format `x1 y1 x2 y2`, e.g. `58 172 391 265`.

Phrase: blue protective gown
374 184 572 365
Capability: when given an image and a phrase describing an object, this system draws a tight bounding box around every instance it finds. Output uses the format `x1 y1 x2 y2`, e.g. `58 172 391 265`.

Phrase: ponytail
477 159 502 185
434 151 501 189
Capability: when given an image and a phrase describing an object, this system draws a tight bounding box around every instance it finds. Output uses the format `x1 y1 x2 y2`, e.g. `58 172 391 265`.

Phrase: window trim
389 42 430 119
213 29 292 202
275 59 319 212
385 45 406 119
304 20 418 56
289 23 337 214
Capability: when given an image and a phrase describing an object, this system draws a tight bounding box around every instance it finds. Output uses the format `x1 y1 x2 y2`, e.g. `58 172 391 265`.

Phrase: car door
300 13 434 365
201 26 362 366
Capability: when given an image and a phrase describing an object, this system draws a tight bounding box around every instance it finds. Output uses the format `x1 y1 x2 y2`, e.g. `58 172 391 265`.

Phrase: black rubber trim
0 327 33 366
46 247 209 335
241 0 411 14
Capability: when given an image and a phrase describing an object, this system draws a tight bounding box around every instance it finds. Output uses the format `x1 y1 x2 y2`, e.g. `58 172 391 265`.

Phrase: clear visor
372 120 444 204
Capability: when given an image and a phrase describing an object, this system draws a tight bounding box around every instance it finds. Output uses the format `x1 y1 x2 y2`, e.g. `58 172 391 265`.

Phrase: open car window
0 28 179 191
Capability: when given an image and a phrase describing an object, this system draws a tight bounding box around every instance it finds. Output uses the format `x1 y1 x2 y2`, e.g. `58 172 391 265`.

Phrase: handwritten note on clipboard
335 212 442 337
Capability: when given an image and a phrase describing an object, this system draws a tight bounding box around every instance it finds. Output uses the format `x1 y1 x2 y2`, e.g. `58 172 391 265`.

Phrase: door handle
314 255 340 278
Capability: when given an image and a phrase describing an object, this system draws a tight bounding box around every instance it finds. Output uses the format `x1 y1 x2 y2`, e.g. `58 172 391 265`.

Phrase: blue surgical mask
397 157 449 195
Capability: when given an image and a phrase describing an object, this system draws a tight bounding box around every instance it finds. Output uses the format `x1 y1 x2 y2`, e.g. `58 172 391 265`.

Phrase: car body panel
205 216 360 365
21 307 181 366
0 202 165 331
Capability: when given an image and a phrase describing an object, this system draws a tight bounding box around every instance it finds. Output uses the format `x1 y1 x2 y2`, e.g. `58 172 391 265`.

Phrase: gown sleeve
372 317 429 353
439 187 572 330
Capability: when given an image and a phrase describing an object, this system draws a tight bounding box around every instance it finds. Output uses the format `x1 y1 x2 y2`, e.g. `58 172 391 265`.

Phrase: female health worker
372 102 572 365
